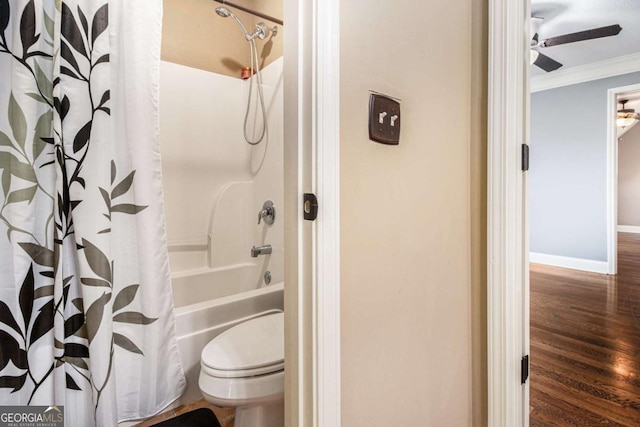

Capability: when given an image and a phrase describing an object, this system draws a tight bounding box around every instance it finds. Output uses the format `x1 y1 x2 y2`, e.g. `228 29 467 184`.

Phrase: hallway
530 233 640 426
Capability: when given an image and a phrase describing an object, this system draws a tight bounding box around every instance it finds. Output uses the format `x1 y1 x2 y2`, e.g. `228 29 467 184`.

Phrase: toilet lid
202 312 284 374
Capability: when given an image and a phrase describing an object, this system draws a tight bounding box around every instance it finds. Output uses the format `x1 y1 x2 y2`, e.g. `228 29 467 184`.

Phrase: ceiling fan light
617 116 636 128
530 50 539 65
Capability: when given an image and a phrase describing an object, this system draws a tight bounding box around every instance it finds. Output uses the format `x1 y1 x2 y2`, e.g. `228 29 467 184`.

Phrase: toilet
199 311 284 427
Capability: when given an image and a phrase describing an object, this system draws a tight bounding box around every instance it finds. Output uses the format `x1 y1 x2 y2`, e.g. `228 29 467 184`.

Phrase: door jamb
314 0 341 425
487 0 529 425
283 0 341 426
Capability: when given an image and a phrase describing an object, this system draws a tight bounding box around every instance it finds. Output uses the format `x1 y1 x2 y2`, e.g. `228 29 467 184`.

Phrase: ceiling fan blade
541 24 622 47
534 52 563 72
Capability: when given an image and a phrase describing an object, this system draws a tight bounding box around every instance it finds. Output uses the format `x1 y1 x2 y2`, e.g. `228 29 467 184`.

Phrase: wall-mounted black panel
369 93 401 145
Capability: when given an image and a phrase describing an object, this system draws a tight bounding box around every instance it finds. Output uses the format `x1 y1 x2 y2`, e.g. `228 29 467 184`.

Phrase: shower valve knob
258 200 276 225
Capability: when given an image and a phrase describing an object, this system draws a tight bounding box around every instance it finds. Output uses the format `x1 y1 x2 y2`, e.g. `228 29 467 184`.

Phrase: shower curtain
0 0 186 425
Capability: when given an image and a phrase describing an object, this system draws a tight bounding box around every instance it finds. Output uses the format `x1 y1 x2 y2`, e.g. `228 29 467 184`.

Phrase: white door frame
488 0 640 423
487 0 530 425
283 0 341 426
313 0 341 425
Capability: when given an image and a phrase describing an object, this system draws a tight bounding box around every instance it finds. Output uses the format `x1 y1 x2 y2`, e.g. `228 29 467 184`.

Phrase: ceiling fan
530 18 623 72
618 100 640 128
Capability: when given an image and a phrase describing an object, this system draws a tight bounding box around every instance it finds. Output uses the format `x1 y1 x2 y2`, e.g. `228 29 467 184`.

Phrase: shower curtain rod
214 0 284 26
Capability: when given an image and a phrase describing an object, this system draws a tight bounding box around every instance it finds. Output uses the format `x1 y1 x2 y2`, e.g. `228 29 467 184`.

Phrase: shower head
215 6 231 18
215 6 252 40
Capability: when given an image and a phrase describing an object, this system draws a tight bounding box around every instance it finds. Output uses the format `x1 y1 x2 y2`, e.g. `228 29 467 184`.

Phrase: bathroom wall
340 0 482 425
162 0 283 78
159 57 284 284
618 123 640 227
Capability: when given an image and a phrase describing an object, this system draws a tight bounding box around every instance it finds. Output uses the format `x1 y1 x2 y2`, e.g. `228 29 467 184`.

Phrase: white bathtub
171 263 264 308
171 265 284 404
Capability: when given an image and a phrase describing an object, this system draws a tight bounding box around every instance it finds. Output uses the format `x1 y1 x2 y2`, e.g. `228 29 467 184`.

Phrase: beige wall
340 0 486 426
162 0 283 76
470 0 488 424
618 124 640 226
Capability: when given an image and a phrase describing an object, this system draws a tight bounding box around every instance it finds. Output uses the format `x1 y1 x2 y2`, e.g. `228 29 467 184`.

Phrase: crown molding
531 52 640 93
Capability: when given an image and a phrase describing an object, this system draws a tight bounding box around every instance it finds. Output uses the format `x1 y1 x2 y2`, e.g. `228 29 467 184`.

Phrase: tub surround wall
162 0 283 78
245 62 285 284
159 58 284 287
159 61 247 272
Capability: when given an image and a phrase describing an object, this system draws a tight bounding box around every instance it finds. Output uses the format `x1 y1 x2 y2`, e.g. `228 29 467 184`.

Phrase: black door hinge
303 193 318 221
522 144 530 171
521 355 529 384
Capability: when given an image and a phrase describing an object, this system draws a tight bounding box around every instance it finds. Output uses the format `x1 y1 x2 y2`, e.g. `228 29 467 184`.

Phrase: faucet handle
258 200 275 225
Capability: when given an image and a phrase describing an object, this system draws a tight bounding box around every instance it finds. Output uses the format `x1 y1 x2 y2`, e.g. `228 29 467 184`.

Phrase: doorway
488 0 640 424
153 1 341 425
527 78 640 425
614 84 640 238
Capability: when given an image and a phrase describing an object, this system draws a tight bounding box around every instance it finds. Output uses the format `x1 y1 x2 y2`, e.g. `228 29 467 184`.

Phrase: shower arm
214 0 284 26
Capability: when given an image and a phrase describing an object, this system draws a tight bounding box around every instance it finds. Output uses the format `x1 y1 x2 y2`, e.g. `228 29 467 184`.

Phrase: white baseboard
529 252 609 274
618 225 640 234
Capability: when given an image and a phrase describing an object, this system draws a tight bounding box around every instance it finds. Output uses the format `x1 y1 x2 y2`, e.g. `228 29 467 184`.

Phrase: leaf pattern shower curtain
0 0 185 425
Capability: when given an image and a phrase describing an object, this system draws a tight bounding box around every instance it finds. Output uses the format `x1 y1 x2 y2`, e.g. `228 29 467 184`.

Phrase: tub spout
251 244 272 257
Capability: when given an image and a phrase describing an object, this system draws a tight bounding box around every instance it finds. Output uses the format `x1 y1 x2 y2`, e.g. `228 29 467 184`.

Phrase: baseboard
618 225 640 234
529 252 609 274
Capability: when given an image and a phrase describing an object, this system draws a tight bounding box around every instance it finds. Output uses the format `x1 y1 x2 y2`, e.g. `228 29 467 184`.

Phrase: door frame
283 0 341 426
487 0 530 425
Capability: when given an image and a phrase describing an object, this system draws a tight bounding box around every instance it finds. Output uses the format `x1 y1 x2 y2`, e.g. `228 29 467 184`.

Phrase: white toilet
199 311 284 427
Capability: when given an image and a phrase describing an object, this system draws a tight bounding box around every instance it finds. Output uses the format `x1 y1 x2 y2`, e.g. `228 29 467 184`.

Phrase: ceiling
531 0 640 76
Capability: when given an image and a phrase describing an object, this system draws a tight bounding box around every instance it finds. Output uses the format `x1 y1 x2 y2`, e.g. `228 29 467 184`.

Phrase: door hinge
303 193 318 221
521 355 530 384
522 143 530 172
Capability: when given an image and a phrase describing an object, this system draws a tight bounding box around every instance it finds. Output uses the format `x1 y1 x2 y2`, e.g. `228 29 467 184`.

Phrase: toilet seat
201 312 284 379
201 361 284 378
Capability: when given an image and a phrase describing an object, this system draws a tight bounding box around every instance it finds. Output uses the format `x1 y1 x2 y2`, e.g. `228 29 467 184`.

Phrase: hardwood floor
530 233 640 426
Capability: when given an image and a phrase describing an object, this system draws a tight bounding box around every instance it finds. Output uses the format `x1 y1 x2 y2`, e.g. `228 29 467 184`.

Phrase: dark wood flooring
530 232 640 426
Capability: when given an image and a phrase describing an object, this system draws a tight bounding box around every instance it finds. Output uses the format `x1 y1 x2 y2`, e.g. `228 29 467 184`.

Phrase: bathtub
171 264 284 404
171 263 266 308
